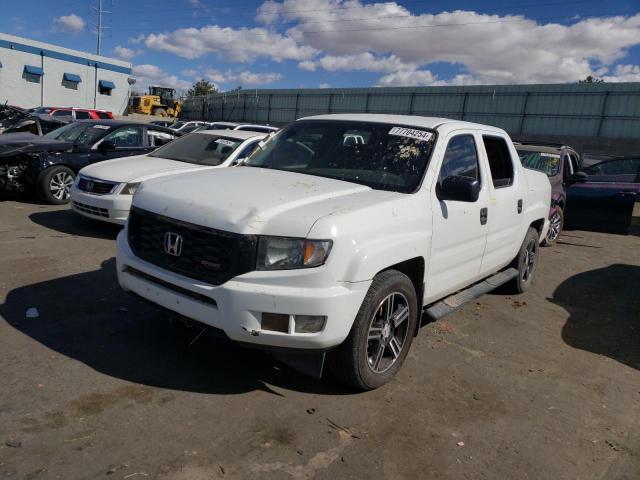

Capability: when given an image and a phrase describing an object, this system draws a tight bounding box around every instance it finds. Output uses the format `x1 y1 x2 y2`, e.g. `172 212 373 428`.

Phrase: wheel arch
378 256 425 336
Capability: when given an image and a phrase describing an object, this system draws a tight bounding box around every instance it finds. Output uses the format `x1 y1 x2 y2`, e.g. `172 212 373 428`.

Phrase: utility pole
90 0 110 55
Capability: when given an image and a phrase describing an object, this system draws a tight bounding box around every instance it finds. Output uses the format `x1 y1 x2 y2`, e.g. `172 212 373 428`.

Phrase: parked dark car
1 104 70 136
516 143 581 245
149 120 175 128
565 157 640 234
0 120 180 204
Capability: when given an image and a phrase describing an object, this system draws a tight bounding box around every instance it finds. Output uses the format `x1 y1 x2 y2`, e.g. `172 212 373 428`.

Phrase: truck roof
298 113 506 134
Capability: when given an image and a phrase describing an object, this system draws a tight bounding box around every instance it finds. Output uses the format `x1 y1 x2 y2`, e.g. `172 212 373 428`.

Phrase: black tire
153 108 168 117
506 227 540 294
328 270 418 390
37 166 75 204
542 208 564 246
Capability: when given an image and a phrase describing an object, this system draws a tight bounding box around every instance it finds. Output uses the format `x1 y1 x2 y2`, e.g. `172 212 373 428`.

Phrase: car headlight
256 237 332 270
120 182 141 195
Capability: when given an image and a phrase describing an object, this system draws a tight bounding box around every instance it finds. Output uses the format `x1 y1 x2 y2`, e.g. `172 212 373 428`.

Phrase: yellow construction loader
129 86 182 118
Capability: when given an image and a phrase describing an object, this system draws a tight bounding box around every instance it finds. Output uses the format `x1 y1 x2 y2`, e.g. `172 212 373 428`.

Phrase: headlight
120 182 141 195
256 237 332 270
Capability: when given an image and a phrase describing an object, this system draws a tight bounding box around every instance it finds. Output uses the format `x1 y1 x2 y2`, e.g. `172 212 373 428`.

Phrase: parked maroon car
565 157 640 234
516 143 581 245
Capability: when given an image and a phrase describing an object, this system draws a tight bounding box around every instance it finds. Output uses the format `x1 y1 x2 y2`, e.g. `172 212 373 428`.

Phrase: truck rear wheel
328 270 418 390
152 108 167 117
507 227 540 294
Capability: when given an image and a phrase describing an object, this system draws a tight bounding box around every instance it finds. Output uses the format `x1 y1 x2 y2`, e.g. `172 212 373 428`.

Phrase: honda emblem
86 181 94 192
163 232 183 256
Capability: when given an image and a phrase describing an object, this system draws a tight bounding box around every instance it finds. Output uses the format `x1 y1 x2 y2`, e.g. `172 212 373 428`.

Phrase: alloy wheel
521 238 538 282
547 211 562 242
50 172 74 201
366 292 410 374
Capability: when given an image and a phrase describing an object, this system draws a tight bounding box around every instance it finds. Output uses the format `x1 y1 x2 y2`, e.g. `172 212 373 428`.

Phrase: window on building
23 65 43 84
98 80 115 96
483 136 514 188
62 73 81 90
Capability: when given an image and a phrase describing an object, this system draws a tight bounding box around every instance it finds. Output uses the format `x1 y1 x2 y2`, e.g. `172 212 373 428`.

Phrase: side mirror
569 171 588 183
98 140 116 153
439 175 481 202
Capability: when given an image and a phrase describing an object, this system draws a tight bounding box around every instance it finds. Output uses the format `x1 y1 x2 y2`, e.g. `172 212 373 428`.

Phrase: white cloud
602 64 640 82
144 25 318 62
319 83 331 88
113 45 141 61
132 64 192 92
266 1 640 84
298 60 317 71
52 13 85 33
182 68 200 78
204 69 283 87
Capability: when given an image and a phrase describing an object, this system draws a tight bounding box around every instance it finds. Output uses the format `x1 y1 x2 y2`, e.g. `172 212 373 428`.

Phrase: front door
89 126 150 164
427 132 490 302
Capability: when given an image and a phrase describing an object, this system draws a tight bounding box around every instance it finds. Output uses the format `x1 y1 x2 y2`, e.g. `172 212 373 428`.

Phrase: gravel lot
0 200 638 480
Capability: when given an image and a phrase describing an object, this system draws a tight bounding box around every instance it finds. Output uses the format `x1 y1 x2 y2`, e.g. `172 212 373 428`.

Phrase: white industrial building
0 33 132 114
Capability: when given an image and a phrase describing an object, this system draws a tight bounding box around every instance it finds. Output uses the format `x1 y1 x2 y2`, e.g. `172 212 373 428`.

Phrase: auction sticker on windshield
540 153 560 158
389 127 433 142
215 138 236 146
93 125 110 130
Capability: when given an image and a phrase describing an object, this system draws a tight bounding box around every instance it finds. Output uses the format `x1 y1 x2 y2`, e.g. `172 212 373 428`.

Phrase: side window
52 110 72 117
101 126 144 148
147 130 175 147
438 135 479 183
236 140 259 159
75 111 91 120
96 112 111 119
483 136 514 188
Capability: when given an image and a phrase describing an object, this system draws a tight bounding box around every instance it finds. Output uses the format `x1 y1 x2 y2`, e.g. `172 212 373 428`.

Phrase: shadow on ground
29 209 121 240
553 264 640 371
1 258 353 396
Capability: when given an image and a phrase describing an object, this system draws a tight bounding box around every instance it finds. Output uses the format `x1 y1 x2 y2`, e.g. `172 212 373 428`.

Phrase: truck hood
133 167 399 237
0 132 72 158
79 155 211 183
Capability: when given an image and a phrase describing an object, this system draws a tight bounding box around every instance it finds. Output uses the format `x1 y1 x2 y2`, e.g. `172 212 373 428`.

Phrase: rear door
566 158 640 233
427 130 490 301
479 134 525 275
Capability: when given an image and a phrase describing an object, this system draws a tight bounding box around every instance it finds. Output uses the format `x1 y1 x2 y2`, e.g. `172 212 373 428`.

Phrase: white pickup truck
116 114 550 390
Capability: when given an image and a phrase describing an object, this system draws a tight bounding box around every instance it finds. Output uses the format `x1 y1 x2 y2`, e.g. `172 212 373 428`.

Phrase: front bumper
115 230 370 350
70 185 132 225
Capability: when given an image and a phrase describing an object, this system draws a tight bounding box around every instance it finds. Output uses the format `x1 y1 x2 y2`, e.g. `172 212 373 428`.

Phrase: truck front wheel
329 270 418 390
152 108 168 117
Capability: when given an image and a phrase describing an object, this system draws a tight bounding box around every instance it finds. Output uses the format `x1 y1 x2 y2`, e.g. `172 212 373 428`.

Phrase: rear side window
483 136 514 188
438 135 479 183
52 110 72 117
75 111 91 120
96 112 111 119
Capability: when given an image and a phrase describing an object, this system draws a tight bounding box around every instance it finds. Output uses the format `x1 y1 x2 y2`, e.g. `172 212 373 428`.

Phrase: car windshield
149 133 243 165
43 122 110 144
517 149 561 176
244 120 435 193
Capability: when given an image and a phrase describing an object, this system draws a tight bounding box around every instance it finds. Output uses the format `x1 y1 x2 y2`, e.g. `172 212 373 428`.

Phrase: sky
1 0 639 93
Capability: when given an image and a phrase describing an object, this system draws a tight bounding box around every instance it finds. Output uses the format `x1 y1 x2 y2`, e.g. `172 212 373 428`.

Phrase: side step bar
424 267 518 321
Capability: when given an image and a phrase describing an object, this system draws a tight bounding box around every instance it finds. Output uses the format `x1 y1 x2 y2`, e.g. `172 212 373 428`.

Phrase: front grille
72 201 109 218
127 207 258 285
78 176 118 195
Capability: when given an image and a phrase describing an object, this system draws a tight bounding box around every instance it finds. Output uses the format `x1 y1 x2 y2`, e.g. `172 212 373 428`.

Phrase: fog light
262 313 289 333
294 315 326 333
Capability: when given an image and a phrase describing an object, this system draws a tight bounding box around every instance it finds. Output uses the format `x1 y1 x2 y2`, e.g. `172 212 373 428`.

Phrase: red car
31 107 113 120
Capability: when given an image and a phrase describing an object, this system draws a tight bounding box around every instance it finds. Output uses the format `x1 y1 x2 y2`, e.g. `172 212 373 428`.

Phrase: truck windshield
149 133 243 165
43 122 109 145
517 149 561 176
244 120 435 193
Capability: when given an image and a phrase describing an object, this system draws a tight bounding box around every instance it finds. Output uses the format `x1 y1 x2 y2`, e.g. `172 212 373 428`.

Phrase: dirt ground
0 200 638 480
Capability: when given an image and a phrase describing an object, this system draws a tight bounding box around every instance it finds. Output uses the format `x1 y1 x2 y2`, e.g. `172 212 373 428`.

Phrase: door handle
480 207 488 225
517 199 523 213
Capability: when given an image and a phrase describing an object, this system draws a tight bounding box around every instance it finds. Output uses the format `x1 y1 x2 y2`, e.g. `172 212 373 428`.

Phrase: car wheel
507 227 540 294
328 270 418 390
542 208 563 246
38 166 75 204
153 108 168 117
